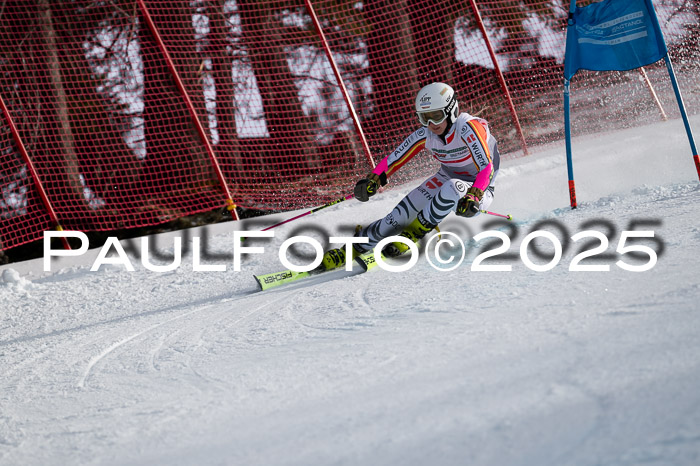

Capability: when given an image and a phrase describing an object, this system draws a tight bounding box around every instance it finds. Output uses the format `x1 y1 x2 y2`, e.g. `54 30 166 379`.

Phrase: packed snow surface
1 116 700 465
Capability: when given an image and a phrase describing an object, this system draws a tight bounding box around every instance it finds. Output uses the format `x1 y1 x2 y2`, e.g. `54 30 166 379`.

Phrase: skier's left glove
354 172 387 202
456 186 484 218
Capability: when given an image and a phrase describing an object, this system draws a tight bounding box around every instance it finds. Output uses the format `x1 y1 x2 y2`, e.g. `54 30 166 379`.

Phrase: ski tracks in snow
75 290 290 389
1 283 301 462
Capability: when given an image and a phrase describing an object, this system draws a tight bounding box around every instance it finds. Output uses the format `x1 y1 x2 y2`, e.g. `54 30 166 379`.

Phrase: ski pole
480 209 513 220
261 194 354 232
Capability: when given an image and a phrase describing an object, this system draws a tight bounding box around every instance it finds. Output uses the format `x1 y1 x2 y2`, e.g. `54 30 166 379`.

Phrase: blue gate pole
644 0 700 179
564 78 576 209
564 0 578 209
664 55 700 180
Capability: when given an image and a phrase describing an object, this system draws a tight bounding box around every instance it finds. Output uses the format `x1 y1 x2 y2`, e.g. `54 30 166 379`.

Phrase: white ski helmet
415 82 459 127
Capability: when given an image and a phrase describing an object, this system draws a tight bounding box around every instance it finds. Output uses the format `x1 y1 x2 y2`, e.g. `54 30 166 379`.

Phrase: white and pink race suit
355 112 500 253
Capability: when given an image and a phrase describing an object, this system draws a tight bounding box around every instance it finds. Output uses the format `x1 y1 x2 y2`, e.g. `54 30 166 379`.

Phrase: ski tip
253 275 263 291
253 269 311 291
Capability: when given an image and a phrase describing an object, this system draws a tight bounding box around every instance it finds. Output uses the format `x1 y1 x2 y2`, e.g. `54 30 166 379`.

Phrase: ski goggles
417 109 447 126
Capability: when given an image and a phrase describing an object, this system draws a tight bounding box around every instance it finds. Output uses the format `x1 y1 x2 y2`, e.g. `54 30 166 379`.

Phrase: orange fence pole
137 0 240 220
0 94 71 250
467 0 529 156
304 0 376 169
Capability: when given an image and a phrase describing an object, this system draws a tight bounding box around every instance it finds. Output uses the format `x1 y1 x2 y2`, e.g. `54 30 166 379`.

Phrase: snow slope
1 115 700 466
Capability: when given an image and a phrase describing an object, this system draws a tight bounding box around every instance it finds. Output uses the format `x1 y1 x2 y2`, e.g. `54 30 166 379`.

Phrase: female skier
322 82 501 270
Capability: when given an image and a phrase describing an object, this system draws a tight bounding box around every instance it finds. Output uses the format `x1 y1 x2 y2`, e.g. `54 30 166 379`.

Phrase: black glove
354 172 387 202
456 186 484 218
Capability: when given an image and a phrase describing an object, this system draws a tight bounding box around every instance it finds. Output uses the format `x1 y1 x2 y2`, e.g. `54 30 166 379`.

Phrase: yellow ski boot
321 226 364 270
384 212 436 257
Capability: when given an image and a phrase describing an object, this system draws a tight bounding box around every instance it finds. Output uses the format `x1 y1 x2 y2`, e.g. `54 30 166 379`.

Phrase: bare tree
204 0 246 182
137 1 222 221
36 0 87 210
365 0 419 150
410 0 455 86
54 0 147 221
238 0 322 177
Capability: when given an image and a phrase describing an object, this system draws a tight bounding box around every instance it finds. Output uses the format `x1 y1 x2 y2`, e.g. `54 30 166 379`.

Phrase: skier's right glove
354 172 387 202
456 186 484 217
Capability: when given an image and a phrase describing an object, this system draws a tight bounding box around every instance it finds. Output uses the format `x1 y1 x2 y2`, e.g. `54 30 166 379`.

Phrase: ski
253 268 319 291
254 250 386 291
354 249 383 271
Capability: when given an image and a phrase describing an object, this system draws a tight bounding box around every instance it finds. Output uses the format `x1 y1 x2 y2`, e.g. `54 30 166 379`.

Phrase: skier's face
428 119 447 135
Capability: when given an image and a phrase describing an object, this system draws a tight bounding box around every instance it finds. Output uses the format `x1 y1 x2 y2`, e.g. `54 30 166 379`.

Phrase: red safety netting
145 0 370 210
0 0 226 249
0 0 698 256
